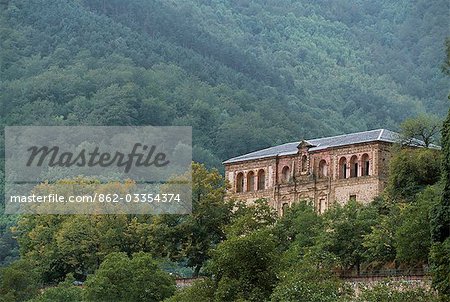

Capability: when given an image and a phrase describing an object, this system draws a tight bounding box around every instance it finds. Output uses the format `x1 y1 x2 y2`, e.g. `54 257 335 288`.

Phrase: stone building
223 129 400 215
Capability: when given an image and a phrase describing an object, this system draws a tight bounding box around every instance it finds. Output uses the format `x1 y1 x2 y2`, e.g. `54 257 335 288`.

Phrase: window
282 203 289 216
339 157 347 179
247 171 255 192
362 154 370 176
318 160 328 178
319 197 327 214
301 155 308 172
236 172 244 193
257 169 265 190
350 155 358 178
281 166 290 183
349 194 357 202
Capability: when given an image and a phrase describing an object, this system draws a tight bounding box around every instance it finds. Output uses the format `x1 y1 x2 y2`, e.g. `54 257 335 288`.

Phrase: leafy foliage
314 200 378 272
272 201 322 252
225 199 277 237
270 266 350 302
394 186 440 263
429 43 450 298
0 0 448 172
164 278 216 302
0 215 19 266
208 228 278 302
28 274 84 302
1 155 446 301
362 200 399 263
150 163 233 276
356 281 439 302
0 259 40 302
15 164 231 282
431 96 450 243
429 238 450 300
399 114 442 147
387 148 441 201
84 252 176 302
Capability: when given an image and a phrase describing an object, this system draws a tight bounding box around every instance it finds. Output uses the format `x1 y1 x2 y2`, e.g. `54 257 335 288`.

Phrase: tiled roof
223 129 400 164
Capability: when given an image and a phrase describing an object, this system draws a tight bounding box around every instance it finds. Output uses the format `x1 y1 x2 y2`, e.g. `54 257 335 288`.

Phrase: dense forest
0 0 449 301
1 0 448 166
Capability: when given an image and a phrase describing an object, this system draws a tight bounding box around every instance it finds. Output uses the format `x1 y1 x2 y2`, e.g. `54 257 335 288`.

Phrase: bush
164 278 215 302
84 252 175 302
357 280 438 302
387 148 441 202
0 259 39 302
28 274 83 302
271 260 351 302
207 228 278 301
429 238 450 300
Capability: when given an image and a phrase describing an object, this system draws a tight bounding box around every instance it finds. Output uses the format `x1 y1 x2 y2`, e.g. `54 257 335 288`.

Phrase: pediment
297 140 315 150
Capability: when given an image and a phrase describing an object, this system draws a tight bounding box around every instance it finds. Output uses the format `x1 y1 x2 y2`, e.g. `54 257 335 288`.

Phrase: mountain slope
1 0 448 167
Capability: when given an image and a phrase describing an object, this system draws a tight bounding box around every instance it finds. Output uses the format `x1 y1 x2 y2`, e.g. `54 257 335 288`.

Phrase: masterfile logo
5 126 192 215
26 143 170 173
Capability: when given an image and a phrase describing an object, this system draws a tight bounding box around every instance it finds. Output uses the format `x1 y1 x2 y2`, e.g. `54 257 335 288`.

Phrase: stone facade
224 130 396 215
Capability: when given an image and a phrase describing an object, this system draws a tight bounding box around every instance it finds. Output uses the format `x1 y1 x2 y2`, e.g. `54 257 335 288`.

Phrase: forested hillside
1 0 448 167
0 1 449 300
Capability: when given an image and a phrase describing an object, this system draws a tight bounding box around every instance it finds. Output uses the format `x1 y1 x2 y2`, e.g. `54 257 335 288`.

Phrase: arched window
257 169 265 190
318 160 328 178
301 155 308 172
339 157 347 179
281 166 290 183
319 197 327 214
282 203 289 216
350 155 358 178
362 153 370 176
247 171 255 192
236 172 244 193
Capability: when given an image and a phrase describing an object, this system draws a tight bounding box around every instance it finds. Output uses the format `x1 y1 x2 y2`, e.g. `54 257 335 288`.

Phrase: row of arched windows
338 154 370 179
280 159 329 180
236 169 265 193
281 155 369 181
235 154 371 193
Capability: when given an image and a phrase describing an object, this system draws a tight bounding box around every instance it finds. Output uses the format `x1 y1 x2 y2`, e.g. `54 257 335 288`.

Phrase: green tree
225 198 277 237
315 200 378 274
0 214 19 266
15 178 153 283
395 186 439 264
357 280 438 302
387 148 441 201
163 278 215 302
429 238 450 300
84 252 175 302
152 163 233 277
443 38 450 76
207 228 278 302
399 114 441 147
429 40 450 300
272 201 323 261
271 259 351 302
431 99 450 243
363 211 399 264
361 197 400 264
28 274 83 302
0 259 40 302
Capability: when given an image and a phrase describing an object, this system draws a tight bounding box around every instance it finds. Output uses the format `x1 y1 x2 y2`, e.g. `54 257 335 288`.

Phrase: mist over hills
1 0 448 167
